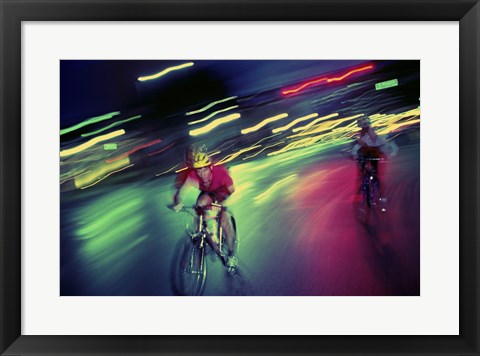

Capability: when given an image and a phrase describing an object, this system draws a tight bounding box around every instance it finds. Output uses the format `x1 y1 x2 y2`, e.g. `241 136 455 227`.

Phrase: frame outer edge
460 1 480 355
0 0 479 355
0 1 22 355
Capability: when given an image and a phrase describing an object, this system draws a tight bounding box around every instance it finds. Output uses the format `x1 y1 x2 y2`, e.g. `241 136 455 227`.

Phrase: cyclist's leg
196 192 213 208
355 156 367 200
220 211 236 255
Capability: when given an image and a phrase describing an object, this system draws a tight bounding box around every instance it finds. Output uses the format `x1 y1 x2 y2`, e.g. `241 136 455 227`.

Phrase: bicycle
356 157 387 224
170 203 238 296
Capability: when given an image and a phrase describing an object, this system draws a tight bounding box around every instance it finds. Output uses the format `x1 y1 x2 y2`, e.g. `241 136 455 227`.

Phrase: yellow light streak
241 113 288 134
175 167 188 173
188 106 238 125
80 164 134 190
60 129 126 158
289 115 360 138
138 62 194 81
291 113 340 132
186 96 237 116
251 133 282 146
377 118 420 135
215 145 261 165
255 174 297 203
189 113 241 137
74 156 131 189
272 113 318 133
243 141 285 159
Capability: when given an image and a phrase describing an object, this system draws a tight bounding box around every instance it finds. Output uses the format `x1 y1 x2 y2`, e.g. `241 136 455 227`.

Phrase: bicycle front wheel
178 239 207 296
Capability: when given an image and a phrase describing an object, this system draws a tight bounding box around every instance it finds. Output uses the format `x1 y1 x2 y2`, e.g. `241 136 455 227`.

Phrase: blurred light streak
282 65 374 95
251 133 282 146
327 65 374 83
291 113 340 132
209 151 222 157
268 137 321 156
189 113 241 136
138 62 194 81
60 129 125 158
243 141 285 159
147 142 175 157
188 106 238 125
277 145 327 163
186 96 237 116
156 164 179 177
243 160 274 173
272 113 318 133
215 145 261 165
81 115 142 137
290 114 362 138
80 164 134 190
175 167 188 173
74 156 131 189
377 118 420 135
60 169 91 185
241 113 288 134
255 174 297 203
77 200 143 239
226 182 253 205
106 139 162 163
60 111 120 136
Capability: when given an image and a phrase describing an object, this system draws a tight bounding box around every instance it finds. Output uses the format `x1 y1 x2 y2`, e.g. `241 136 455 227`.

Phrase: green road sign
103 143 117 150
375 79 398 90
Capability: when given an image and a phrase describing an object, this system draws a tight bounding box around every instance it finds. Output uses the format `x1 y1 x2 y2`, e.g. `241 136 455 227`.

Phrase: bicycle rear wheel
178 239 207 296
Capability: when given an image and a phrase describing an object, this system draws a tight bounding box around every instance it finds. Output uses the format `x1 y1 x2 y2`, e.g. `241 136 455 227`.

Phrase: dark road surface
61 136 419 296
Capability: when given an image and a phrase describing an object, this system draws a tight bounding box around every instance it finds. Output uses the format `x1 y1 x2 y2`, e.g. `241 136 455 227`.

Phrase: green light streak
186 96 237 116
81 115 142 137
255 174 297 204
60 111 120 136
77 197 143 238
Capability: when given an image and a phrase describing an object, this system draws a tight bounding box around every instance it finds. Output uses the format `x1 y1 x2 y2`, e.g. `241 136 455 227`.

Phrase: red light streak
282 65 374 96
106 139 161 163
147 142 175 157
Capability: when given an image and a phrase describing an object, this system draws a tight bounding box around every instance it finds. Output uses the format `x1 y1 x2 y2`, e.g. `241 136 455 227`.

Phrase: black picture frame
1 0 479 355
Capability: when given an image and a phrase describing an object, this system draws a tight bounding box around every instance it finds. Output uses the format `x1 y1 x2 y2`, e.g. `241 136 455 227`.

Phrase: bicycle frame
188 203 227 262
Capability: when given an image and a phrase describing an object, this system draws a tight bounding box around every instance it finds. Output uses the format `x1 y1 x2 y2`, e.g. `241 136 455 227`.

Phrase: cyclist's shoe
226 256 238 274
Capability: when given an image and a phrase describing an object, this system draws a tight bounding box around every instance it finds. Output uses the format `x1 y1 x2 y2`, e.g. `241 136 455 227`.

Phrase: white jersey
352 128 398 158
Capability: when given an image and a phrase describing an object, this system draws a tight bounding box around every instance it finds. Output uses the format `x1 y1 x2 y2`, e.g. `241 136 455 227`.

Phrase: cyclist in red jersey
173 148 238 273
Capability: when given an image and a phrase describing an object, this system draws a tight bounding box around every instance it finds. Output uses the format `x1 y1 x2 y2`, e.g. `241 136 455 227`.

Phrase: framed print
1 0 479 355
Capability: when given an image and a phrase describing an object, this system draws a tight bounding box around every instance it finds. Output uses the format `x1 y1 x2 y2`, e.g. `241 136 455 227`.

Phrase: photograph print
60 60 420 296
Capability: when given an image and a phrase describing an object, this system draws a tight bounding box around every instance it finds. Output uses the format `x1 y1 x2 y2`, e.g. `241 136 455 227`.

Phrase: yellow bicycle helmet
192 152 211 168
185 143 208 167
